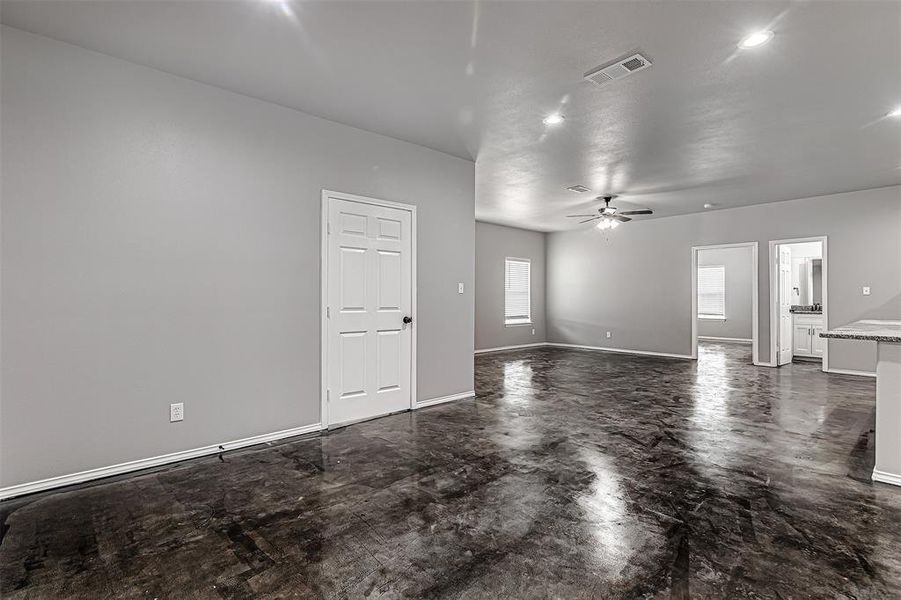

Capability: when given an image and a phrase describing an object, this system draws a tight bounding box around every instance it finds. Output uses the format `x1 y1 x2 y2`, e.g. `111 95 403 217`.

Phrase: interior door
327 197 412 427
777 245 793 365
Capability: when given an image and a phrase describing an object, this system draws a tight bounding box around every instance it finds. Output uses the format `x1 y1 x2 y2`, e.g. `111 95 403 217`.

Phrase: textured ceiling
2 0 900 231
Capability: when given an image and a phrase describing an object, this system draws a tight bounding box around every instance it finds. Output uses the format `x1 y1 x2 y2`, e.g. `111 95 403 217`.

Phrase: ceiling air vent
567 185 591 193
584 52 652 88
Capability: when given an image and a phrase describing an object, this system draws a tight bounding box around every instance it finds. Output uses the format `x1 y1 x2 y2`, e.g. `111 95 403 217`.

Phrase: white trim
691 242 759 365
691 242 760 251
320 190 417 428
769 236 828 372
0 423 323 500
872 469 901 487
321 193 329 426
546 342 692 360
478 342 697 360
415 390 475 408
698 336 753 344
826 368 877 378
475 342 547 354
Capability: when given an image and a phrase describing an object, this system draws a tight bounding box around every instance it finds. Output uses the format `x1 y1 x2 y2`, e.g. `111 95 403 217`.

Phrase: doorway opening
691 242 759 364
768 237 828 371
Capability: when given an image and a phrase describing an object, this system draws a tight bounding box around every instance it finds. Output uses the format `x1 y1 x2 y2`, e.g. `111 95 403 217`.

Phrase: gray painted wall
547 185 901 371
697 247 753 340
475 222 546 350
0 27 475 488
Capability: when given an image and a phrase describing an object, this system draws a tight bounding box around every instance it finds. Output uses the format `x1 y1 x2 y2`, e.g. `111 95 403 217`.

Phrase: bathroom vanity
791 307 824 358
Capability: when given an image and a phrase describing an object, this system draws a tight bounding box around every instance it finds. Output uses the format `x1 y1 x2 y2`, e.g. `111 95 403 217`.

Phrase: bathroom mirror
811 259 822 304
793 257 823 306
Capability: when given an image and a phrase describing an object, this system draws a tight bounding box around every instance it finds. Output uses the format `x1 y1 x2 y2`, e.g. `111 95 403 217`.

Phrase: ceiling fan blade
612 215 632 223
579 217 601 224
619 209 653 216
566 214 597 218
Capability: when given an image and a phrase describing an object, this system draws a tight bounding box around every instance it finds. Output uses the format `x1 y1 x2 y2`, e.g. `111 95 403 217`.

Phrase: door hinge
327 222 331 235
326 306 330 318
327 389 331 403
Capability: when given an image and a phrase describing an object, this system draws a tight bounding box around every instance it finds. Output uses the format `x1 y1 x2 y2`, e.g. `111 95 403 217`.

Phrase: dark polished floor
2 342 900 599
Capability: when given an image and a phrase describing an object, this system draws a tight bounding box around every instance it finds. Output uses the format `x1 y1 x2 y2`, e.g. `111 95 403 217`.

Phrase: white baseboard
0 423 323 501
546 342 693 360
475 343 547 354
826 368 876 378
416 390 475 408
698 336 753 344
873 469 901 487
476 342 694 361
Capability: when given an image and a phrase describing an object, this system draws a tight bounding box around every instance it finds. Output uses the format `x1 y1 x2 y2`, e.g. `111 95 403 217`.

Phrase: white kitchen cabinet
792 313 824 359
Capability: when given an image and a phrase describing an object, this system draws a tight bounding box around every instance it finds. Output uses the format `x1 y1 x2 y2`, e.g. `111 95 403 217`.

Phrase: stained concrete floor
2 342 900 598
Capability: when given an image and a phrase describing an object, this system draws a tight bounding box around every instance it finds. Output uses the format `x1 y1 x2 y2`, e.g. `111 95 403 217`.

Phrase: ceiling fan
566 195 653 229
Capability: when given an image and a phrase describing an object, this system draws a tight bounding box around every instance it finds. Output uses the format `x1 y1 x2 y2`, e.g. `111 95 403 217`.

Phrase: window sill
505 321 533 328
698 315 726 321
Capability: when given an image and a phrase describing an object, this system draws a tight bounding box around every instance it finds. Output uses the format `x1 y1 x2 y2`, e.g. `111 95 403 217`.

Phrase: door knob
403 316 413 325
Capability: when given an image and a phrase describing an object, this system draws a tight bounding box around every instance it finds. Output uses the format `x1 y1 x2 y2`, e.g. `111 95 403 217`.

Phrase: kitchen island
821 320 901 486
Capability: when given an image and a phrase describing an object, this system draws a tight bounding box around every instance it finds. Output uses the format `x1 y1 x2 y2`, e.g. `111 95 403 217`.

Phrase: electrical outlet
458 282 464 294
531 328 535 335
862 286 871 296
170 403 184 422
606 331 612 339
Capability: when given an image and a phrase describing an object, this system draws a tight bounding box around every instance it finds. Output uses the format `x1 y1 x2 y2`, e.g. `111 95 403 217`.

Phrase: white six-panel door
777 245 793 366
326 195 413 427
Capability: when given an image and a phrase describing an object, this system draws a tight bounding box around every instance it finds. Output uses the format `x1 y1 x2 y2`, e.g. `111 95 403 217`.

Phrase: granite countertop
820 320 901 343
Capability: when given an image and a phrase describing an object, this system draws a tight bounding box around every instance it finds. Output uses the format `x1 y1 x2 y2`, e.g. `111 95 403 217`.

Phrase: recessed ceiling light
543 113 565 126
738 30 774 49
888 106 901 118
567 185 590 193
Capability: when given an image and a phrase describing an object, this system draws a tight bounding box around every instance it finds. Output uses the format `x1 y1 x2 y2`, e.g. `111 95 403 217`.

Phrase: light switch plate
170 403 184 422
863 286 871 296
606 331 612 339
458 282 464 294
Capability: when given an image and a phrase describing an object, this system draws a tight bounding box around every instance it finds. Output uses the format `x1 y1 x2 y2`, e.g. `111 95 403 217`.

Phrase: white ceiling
3 0 900 231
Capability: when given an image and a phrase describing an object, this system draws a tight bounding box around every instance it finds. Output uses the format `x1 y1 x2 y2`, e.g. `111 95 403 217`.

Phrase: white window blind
505 258 531 325
698 265 726 319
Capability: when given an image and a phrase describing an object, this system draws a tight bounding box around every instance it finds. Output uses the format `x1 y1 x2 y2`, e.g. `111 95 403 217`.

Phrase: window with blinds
697 265 726 319
504 258 531 325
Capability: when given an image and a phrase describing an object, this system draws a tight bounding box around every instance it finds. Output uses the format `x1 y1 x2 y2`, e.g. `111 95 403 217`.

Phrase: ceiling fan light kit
566 194 653 231
596 218 619 230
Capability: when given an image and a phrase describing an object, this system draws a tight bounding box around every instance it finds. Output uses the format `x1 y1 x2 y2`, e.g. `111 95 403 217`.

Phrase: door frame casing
320 189 417 428
691 242 760 365
767 236 828 372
